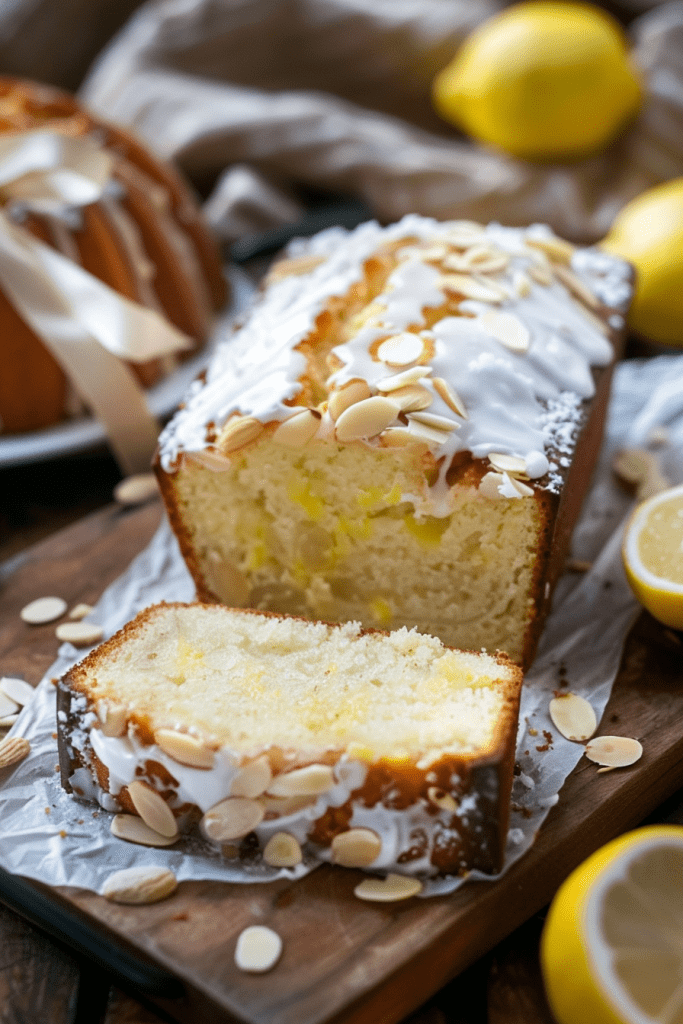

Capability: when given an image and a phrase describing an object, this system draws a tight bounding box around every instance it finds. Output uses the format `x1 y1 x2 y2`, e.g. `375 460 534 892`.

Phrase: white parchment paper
1 354 682 898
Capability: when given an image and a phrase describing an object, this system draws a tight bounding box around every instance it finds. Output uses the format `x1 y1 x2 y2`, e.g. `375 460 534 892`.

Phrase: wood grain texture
0 901 79 1024
1 503 682 1024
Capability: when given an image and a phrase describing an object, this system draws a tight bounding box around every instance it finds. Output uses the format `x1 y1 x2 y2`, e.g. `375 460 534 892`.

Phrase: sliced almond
427 786 457 812
442 224 487 248
0 715 19 728
331 828 382 868
376 367 431 392
263 831 303 868
235 925 282 973
509 476 535 498
612 447 654 487
55 622 104 647
0 691 20 719
0 678 34 707
0 735 30 768
102 865 178 905
478 311 530 353
432 378 468 419
259 793 318 816
549 693 597 742
444 247 509 274
528 264 553 287
488 453 529 478
335 396 399 442
380 427 422 448
96 701 128 738
200 797 265 842
526 235 576 264
21 596 67 625
267 763 334 798
553 264 600 309
479 471 507 499
113 473 158 506
231 755 272 798
218 415 264 453
266 254 325 283
354 873 423 902
408 410 459 433
513 270 532 297
69 603 94 621
110 814 178 847
406 420 452 445
127 781 178 838
585 736 643 769
327 379 372 422
155 729 215 769
376 333 425 367
272 408 321 446
389 384 433 413
186 448 232 472
438 274 506 303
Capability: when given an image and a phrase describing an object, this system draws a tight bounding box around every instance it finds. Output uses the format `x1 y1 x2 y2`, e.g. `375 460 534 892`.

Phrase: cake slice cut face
58 602 523 877
156 216 633 667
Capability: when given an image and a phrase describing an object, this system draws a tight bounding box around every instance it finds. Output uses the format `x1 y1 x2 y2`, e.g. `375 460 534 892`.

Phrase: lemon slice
622 483 683 630
541 825 683 1024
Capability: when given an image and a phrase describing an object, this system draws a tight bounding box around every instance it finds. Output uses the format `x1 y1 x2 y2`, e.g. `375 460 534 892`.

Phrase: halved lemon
541 825 683 1024
622 483 683 630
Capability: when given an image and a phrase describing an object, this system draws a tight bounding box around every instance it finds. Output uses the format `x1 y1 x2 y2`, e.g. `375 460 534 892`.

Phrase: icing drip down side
158 216 632 504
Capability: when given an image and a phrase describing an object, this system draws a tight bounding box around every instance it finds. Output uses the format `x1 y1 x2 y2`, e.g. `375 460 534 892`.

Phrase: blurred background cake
0 76 227 436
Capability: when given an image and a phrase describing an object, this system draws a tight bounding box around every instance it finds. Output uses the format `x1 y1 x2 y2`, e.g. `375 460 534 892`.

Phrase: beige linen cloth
74 0 683 245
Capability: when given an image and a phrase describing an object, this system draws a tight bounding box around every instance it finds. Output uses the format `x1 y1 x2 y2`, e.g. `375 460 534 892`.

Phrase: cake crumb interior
87 606 514 760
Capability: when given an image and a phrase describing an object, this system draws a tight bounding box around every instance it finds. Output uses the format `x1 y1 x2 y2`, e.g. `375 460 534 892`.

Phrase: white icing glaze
158 215 632 504
84 727 488 877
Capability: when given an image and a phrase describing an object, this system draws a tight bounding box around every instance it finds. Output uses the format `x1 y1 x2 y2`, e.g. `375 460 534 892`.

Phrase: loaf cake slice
57 602 523 877
156 216 633 668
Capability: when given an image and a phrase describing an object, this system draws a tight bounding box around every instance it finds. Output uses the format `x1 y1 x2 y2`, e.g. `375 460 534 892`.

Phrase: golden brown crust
58 602 522 875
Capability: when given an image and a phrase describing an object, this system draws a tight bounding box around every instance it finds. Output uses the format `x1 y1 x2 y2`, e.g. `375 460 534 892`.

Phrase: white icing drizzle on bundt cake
158 215 631 504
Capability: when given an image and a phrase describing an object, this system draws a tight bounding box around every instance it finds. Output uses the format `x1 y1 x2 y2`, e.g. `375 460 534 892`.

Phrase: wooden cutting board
1 498 682 1024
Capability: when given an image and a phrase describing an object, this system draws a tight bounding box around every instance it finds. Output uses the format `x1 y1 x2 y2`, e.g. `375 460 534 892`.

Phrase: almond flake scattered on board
0 736 30 768
55 622 104 647
549 693 597 742
0 677 35 707
20 596 67 625
585 736 643 769
113 472 159 506
354 873 423 902
102 866 178 905
234 926 283 973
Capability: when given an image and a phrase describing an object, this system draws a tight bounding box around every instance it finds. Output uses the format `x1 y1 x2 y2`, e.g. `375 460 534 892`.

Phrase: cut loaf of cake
156 216 633 668
57 602 523 877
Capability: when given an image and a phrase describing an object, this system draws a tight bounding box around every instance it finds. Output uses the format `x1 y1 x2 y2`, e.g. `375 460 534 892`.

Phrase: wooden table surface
1 450 681 1024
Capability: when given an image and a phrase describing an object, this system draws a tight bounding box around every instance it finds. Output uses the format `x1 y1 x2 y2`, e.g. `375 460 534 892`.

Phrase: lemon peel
432 1 642 163
602 178 683 347
622 483 683 630
541 825 683 1024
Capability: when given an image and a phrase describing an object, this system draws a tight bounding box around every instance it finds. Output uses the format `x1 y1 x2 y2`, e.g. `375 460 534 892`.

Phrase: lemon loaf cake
156 216 633 668
57 602 523 876
0 76 226 434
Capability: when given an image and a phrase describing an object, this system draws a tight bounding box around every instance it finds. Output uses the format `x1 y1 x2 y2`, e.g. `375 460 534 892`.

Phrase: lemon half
432 1 642 162
622 483 683 630
541 825 683 1024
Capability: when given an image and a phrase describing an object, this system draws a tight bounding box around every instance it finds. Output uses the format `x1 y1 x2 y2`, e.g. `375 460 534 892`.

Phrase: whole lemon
432 1 642 162
601 178 683 347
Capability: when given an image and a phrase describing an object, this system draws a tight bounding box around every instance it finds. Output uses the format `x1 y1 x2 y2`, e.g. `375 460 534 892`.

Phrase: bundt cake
0 77 226 435
57 602 523 877
155 215 633 669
